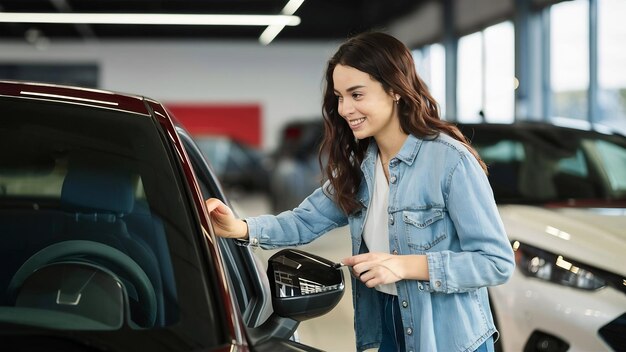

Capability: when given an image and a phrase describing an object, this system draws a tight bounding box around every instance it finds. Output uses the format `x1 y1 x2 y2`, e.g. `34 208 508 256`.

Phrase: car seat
54 155 163 327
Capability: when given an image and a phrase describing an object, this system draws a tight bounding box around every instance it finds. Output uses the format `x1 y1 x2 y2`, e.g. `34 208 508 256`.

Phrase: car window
476 140 524 163
179 131 271 328
594 139 626 192
0 98 221 346
470 126 626 203
195 137 229 175
556 149 588 178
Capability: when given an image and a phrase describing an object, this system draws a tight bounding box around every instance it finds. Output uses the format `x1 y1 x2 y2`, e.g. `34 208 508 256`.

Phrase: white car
459 122 626 352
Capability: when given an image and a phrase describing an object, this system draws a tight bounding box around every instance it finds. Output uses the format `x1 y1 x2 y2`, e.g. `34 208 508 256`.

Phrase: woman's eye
336 96 343 102
352 93 362 99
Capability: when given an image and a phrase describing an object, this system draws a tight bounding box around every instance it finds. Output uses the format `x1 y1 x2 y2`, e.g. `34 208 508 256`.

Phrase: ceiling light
0 12 300 27
259 0 305 45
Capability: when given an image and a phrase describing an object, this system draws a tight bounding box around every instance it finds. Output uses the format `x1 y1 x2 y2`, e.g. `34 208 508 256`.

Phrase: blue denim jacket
246 133 515 352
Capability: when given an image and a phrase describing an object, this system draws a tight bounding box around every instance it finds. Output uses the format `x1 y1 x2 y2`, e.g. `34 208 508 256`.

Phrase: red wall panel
166 103 261 147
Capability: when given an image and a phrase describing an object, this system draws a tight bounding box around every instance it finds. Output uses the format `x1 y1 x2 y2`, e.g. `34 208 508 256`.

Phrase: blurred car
0 80 344 351
269 119 324 213
194 135 270 193
457 122 626 352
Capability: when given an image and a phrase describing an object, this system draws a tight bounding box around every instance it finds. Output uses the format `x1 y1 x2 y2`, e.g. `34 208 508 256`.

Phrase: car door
177 128 302 337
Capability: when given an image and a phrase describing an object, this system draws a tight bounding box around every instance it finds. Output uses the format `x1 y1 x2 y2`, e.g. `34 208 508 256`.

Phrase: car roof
457 120 626 138
0 80 150 116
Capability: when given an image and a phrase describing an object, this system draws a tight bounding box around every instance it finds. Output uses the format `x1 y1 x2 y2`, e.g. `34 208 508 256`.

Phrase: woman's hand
342 252 429 288
204 198 249 239
342 252 404 288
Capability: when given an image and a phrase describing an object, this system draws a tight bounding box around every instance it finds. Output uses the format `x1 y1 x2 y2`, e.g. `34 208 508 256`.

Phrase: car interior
0 101 180 330
469 127 616 203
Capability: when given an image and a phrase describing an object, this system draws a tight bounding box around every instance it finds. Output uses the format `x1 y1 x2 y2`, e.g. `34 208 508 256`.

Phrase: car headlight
512 241 608 291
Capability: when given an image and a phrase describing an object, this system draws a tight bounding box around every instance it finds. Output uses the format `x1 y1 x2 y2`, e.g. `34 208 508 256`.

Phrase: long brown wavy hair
320 31 487 215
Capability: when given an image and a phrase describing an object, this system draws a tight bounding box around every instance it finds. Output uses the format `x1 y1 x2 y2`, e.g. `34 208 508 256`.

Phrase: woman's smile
348 117 366 128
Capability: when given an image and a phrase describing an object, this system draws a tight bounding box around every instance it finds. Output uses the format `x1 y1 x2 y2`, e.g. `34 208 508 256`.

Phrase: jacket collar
363 134 424 167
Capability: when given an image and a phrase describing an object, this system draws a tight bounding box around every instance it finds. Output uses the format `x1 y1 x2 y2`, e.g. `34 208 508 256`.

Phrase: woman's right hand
204 198 249 239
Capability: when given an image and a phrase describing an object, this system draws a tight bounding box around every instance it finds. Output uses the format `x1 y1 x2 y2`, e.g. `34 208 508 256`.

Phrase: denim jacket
246 133 515 352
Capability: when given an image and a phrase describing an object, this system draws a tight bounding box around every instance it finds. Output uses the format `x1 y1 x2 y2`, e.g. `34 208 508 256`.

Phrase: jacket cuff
426 252 446 292
243 217 261 246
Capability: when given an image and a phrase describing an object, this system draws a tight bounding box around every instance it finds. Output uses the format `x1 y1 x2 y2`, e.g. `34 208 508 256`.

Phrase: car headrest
61 157 134 215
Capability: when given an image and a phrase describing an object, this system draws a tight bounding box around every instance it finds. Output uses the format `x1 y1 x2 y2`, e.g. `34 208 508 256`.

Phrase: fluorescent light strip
282 0 305 15
259 25 285 45
0 13 300 26
259 0 305 45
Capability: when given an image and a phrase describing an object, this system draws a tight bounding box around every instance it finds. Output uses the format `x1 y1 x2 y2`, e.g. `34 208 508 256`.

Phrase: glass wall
413 43 446 118
457 32 483 122
550 0 589 121
457 22 514 123
484 22 515 122
410 0 625 133
598 0 626 134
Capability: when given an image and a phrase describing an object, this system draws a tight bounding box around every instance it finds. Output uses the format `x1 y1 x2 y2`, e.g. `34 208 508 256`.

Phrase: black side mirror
267 249 344 321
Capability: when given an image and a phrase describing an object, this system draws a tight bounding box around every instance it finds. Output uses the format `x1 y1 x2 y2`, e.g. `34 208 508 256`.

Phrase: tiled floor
231 192 358 351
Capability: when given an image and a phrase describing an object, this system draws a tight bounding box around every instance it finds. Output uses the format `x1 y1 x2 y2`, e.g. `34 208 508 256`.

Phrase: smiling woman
205 32 515 352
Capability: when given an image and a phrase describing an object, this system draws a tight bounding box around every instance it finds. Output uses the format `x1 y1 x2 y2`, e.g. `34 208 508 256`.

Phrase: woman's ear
389 90 400 102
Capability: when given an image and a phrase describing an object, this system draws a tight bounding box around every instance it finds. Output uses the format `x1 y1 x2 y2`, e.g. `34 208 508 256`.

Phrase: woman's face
332 64 400 141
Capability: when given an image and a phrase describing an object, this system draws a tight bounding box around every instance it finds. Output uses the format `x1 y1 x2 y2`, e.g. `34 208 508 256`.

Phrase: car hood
498 205 626 276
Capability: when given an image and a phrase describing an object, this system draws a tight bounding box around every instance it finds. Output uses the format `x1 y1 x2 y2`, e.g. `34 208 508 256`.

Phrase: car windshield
466 125 626 204
0 97 220 346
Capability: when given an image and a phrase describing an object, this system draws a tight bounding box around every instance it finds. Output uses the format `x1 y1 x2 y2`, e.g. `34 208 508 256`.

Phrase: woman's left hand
341 252 405 288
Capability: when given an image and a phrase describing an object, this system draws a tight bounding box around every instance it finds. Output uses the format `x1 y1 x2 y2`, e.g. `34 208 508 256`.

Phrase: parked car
194 135 271 193
457 122 626 352
269 119 324 213
268 117 626 351
0 80 344 351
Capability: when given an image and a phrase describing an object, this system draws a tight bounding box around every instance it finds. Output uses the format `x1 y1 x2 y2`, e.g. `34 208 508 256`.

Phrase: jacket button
406 327 413 335
435 280 442 288
389 215 394 225
392 249 398 255
402 300 408 308
418 284 423 290
250 237 259 246
389 175 397 183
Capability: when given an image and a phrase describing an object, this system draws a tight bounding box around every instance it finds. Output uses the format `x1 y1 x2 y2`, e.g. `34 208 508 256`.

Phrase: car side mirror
267 249 344 321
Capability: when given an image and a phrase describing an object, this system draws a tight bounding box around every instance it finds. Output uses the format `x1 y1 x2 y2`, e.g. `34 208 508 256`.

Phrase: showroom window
457 31 482 122
484 22 515 123
413 43 446 118
457 22 514 123
598 0 626 134
550 0 589 121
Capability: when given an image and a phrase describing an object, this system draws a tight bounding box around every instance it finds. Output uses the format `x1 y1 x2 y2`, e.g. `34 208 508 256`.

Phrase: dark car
194 135 270 193
0 81 344 351
269 119 324 213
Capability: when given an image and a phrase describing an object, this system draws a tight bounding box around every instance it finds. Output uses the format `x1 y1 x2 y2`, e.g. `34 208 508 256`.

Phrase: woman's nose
339 99 353 118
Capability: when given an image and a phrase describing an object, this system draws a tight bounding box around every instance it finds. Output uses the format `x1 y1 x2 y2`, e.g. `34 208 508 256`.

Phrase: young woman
205 32 515 352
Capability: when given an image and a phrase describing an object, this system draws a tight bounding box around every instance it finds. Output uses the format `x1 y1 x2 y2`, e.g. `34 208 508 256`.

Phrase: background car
0 80 344 351
194 135 271 194
269 119 325 213
458 122 626 352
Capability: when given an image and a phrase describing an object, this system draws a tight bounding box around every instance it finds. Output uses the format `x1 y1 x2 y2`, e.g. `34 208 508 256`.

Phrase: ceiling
0 0 424 43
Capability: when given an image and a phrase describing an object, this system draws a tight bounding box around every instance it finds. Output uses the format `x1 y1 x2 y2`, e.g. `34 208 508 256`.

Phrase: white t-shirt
362 154 398 296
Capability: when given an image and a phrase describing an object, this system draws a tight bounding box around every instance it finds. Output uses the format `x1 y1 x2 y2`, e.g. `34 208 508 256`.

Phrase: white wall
0 39 339 151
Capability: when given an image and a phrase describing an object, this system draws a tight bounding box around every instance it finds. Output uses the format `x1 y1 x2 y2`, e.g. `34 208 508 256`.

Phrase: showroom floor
231 192 359 351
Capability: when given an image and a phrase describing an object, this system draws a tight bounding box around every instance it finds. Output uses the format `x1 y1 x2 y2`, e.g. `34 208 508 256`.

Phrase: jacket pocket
403 208 446 250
